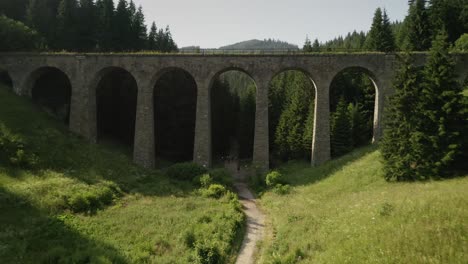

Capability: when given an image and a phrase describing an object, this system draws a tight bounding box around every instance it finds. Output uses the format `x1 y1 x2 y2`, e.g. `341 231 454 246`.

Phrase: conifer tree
148 22 157 50
131 6 147 51
365 8 396 52
96 0 114 51
56 0 79 50
26 0 60 49
405 0 432 51
331 97 352 157
415 31 467 177
364 8 383 51
114 0 132 51
348 103 368 147
77 0 98 51
312 38 320 52
303 36 313 52
381 9 396 52
381 55 425 181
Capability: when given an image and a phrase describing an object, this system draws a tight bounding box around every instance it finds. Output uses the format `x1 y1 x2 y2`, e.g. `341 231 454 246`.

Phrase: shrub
0 127 38 168
195 242 221 264
209 168 233 187
183 230 196 249
166 162 207 181
272 184 291 195
66 182 122 213
266 171 284 187
200 184 227 199
199 174 213 188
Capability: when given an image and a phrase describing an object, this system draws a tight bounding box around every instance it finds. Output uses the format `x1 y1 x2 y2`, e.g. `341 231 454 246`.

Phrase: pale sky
131 0 409 49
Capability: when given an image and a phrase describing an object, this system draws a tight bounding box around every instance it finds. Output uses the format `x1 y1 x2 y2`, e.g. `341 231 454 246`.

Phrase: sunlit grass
258 146 468 263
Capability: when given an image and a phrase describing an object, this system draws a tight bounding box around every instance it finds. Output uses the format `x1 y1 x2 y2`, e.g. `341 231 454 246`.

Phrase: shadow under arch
153 67 197 164
329 66 378 157
25 66 72 124
209 67 257 164
0 69 13 88
462 73 468 96
268 67 318 166
94 66 138 151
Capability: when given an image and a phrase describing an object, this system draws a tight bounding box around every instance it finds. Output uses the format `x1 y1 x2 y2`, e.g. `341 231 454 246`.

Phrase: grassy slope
258 146 467 264
0 85 243 263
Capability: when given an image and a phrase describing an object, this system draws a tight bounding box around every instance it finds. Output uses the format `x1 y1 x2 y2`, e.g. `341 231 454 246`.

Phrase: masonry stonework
1 53 466 170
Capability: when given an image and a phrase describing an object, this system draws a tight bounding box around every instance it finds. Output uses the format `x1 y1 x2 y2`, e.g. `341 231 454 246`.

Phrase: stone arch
0 69 13 89
25 66 72 124
94 66 138 149
268 68 318 165
209 67 257 163
152 67 198 163
329 66 379 156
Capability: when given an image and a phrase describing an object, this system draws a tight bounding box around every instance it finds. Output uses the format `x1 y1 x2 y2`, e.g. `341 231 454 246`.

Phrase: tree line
0 0 178 52
304 0 468 52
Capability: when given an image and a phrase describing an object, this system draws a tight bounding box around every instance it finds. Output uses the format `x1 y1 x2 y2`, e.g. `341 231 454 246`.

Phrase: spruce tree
312 38 320 52
131 6 147 51
77 0 97 51
148 22 157 50
381 55 425 181
415 31 468 177
303 36 313 52
405 0 432 51
381 9 396 52
114 0 132 51
56 0 79 50
96 0 114 51
364 8 383 51
348 103 368 147
331 97 353 157
365 8 396 52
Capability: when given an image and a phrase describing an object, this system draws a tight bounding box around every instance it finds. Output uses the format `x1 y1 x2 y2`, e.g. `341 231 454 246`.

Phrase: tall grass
258 146 468 263
0 85 244 263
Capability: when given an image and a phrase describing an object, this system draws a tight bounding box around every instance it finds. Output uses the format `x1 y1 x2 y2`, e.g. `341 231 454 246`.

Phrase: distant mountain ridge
219 39 299 50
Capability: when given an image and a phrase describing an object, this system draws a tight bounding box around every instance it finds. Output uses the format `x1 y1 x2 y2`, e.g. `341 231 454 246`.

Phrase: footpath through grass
0 85 244 263
258 146 468 263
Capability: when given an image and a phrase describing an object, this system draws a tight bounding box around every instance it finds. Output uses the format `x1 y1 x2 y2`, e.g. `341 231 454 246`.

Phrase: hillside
219 39 299 50
257 146 468 263
0 85 244 263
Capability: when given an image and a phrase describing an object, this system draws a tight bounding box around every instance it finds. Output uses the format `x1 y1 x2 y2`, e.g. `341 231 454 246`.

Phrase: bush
0 15 43 51
200 184 227 199
266 171 284 187
199 174 213 188
66 182 122 213
209 168 233 187
195 242 221 264
272 184 291 195
0 127 38 168
166 162 207 181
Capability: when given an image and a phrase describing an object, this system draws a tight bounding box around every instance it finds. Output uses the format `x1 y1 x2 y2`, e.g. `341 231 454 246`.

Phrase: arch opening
96 67 137 150
153 68 197 164
30 67 71 124
211 70 256 166
268 69 316 166
0 70 13 89
329 67 377 158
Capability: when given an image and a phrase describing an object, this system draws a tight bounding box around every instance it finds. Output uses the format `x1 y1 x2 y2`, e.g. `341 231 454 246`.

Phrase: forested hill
219 39 299 50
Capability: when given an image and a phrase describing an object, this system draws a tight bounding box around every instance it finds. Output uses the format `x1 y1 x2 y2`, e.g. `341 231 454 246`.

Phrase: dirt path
226 161 265 264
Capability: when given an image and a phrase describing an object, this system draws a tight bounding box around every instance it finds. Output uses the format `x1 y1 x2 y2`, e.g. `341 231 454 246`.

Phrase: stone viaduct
0 53 467 170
